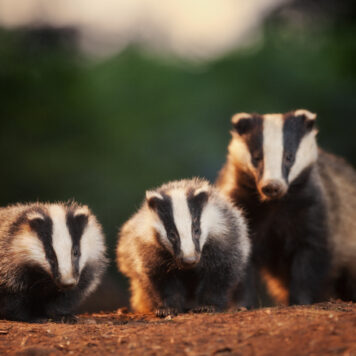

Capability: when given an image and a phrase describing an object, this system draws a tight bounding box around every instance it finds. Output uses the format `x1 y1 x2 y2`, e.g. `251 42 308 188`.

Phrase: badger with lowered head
117 178 250 317
0 202 107 322
217 109 356 305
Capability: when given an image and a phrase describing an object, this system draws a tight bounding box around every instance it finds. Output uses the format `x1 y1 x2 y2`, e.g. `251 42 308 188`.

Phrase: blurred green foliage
0 22 355 278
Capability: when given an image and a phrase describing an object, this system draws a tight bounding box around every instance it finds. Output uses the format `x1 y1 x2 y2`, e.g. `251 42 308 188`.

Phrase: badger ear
73 205 90 218
231 113 253 135
192 187 209 205
146 191 164 210
294 109 317 131
27 211 45 230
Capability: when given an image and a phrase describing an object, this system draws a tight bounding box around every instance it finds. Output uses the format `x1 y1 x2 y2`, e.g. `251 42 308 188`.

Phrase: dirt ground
0 301 355 356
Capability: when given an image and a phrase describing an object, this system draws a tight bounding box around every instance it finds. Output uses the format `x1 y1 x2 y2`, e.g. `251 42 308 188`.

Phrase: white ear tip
231 112 252 124
27 212 45 221
74 206 90 217
294 109 316 120
146 191 163 201
194 186 210 196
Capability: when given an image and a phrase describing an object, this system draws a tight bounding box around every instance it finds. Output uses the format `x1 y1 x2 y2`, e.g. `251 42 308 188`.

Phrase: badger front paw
155 307 178 318
192 305 216 313
51 314 78 324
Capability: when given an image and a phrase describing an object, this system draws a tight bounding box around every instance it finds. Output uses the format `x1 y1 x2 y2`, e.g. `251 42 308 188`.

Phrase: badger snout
259 179 287 200
177 254 200 269
55 276 78 290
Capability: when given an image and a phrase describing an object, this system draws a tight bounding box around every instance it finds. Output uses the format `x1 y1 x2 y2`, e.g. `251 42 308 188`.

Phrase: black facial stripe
187 190 208 253
282 114 309 181
23 210 60 280
153 194 180 255
238 115 264 180
66 210 89 278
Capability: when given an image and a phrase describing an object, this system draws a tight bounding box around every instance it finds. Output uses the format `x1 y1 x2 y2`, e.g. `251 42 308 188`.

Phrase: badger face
229 109 318 201
146 186 214 269
12 204 105 290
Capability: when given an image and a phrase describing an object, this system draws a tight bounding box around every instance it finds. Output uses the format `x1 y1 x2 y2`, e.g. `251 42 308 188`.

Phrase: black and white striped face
12 204 105 290
146 185 218 268
230 109 318 200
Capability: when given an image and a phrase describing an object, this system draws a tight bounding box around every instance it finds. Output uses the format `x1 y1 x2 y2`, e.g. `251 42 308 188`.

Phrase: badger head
11 203 106 291
229 109 318 201
145 181 221 269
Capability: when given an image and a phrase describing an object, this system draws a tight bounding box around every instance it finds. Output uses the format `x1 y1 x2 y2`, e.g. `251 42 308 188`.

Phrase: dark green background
0 3 355 309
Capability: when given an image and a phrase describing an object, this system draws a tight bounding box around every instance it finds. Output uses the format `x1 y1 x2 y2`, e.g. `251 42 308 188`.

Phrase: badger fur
217 109 356 305
117 178 250 317
0 202 107 322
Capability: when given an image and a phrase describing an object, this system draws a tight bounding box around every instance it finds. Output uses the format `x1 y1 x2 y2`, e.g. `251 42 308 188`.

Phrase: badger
117 178 250 317
216 109 356 305
0 202 108 322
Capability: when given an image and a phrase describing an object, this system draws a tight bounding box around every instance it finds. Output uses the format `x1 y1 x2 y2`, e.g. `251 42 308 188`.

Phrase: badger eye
73 247 80 258
252 152 262 165
169 232 178 241
284 152 294 164
194 227 200 236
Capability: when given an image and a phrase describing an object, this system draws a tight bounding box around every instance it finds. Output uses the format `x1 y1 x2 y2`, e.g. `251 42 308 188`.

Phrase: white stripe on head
79 214 106 273
288 130 318 182
170 189 195 259
261 114 285 184
48 205 76 285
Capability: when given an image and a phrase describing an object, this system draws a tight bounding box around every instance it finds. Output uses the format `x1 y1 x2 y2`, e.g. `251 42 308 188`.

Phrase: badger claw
192 305 216 313
51 314 78 324
155 307 178 318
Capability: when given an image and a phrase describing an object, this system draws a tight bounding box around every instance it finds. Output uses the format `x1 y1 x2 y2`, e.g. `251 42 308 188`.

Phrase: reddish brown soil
0 301 355 356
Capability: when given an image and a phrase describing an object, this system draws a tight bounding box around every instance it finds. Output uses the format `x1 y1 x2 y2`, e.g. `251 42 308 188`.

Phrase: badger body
0 202 107 322
217 109 356 305
117 178 250 316
318 151 356 301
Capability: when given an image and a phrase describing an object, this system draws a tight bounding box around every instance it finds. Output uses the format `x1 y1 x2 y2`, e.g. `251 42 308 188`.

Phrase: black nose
178 256 199 269
261 180 286 199
55 279 77 290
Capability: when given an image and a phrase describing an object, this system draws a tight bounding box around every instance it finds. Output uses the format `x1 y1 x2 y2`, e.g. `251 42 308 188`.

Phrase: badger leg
235 263 261 309
334 268 356 302
42 290 82 323
151 276 187 318
0 293 38 322
195 267 234 312
289 245 330 305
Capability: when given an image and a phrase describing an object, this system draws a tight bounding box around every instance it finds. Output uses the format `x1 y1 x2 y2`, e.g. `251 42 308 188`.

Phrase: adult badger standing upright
217 109 356 305
0 202 108 322
117 178 250 317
